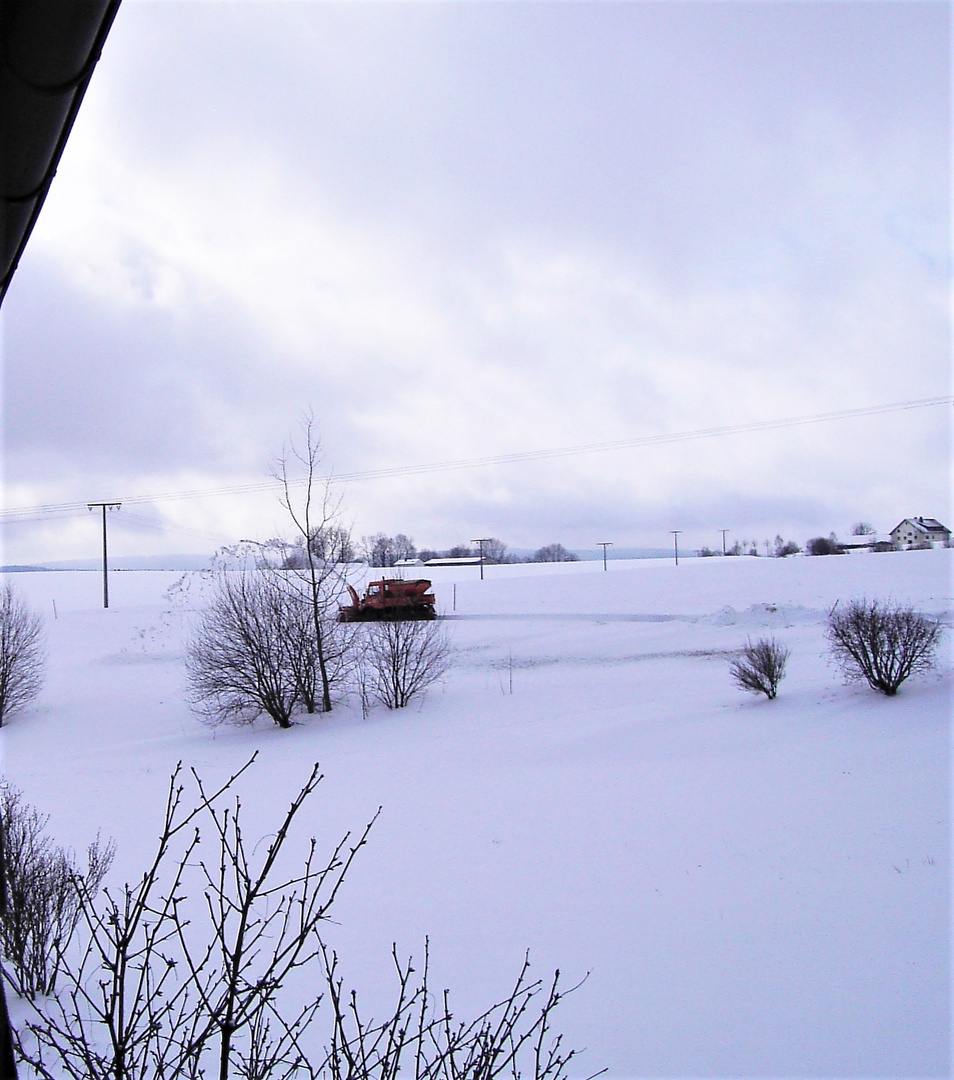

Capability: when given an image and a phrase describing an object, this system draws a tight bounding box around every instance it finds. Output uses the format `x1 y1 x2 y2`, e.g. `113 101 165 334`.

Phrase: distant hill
570 547 677 561
3 554 213 572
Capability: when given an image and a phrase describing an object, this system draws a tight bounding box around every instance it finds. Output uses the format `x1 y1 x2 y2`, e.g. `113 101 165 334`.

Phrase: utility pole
88 502 121 608
472 538 492 581
598 542 612 570
721 529 729 555
670 530 681 566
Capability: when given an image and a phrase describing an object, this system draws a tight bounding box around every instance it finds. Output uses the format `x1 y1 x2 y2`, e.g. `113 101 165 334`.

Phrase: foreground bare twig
11 759 591 1080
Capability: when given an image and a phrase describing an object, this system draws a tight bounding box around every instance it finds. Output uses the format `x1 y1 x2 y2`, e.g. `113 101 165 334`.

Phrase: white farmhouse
889 517 951 548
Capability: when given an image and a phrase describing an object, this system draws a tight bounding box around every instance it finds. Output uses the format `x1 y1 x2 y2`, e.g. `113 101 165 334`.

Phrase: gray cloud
2 1 950 563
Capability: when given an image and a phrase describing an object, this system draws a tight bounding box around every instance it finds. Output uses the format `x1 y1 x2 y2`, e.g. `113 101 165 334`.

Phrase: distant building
869 540 897 553
889 517 951 548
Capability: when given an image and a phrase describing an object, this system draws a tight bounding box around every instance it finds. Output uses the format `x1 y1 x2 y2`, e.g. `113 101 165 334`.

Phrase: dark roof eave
0 0 122 308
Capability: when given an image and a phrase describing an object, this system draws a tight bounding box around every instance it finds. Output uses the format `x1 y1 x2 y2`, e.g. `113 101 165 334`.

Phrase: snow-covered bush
360 617 453 710
0 782 113 998
0 584 45 725
827 600 942 696
729 637 790 700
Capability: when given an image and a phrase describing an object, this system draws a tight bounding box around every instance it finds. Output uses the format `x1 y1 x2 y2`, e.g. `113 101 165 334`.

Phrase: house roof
891 518 950 534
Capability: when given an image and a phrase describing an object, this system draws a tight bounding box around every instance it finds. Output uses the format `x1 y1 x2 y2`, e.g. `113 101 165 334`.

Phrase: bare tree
480 537 512 564
851 522 876 536
445 543 477 560
308 524 355 564
532 544 578 563
185 571 303 728
361 618 453 709
0 585 45 725
391 533 416 563
0 782 114 999
827 599 943 696
361 533 392 568
187 420 356 724
361 533 417 567
274 416 353 713
729 638 790 700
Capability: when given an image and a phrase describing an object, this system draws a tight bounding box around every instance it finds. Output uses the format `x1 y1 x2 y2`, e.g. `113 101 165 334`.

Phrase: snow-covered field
2 550 951 1078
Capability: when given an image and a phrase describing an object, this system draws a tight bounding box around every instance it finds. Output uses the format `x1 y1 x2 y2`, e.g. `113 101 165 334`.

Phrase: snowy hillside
2 550 951 1078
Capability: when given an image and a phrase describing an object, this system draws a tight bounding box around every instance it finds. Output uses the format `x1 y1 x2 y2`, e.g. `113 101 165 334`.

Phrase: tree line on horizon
280 532 580 569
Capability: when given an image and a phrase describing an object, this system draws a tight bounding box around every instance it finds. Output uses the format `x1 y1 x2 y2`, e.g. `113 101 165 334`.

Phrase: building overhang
1 0 122 307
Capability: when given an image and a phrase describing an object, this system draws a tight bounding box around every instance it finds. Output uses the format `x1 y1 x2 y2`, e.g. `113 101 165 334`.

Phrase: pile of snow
2 549 950 1078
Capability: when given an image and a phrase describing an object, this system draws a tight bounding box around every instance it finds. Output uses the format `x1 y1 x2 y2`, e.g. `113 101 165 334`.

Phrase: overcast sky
2 0 950 563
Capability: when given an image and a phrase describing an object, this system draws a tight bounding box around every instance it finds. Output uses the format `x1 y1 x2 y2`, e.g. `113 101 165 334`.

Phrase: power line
0 506 234 545
2 394 950 524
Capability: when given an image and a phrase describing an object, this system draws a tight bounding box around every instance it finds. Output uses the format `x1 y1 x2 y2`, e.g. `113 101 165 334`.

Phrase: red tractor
338 579 437 622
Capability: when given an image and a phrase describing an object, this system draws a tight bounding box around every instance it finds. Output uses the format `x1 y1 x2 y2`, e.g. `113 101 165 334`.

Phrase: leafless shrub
827 599 943 696
13 758 591 1080
0 584 46 725
0 782 114 998
185 571 303 728
360 618 453 710
729 637 790 700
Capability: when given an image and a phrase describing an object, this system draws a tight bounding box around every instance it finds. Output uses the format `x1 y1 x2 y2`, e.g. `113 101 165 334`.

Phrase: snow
2 550 951 1078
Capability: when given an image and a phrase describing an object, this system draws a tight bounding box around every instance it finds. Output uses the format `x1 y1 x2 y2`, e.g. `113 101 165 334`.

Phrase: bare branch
0 584 45 724
12 761 592 1080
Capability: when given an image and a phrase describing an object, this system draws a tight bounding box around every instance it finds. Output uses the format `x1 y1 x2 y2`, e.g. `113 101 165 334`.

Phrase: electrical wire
1 394 950 524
